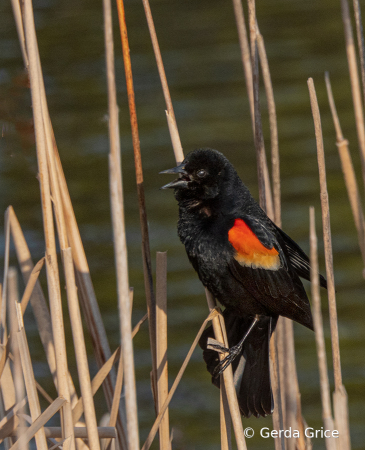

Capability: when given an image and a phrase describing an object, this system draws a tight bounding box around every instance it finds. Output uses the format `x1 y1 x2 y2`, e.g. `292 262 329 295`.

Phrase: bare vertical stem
103 0 136 446
7 268 28 450
309 207 337 450
63 248 101 449
141 0 184 163
10 0 29 68
1 208 11 344
105 346 124 450
282 319 300 450
257 30 281 227
0 361 16 449
15 303 48 450
325 72 365 266
333 387 351 450
307 78 342 390
105 295 136 450
232 0 274 219
232 0 255 131
108 151 140 450
156 252 170 450
276 317 286 427
340 0 365 188
115 0 157 407
353 0 365 113
308 80 351 449
22 0 74 444
219 383 232 450
269 337 285 450
247 0 266 210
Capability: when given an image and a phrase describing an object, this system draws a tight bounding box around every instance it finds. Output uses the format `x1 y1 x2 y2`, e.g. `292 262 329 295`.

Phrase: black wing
274 224 327 289
228 215 313 330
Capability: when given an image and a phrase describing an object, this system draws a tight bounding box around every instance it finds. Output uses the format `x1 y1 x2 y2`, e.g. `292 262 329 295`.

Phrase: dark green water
0 0 364 448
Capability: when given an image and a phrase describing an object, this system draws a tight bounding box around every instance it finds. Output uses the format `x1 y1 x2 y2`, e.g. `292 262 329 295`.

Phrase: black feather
275 225 327 289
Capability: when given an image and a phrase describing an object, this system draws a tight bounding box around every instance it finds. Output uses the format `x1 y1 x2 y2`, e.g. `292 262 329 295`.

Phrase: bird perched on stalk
161 148 326 418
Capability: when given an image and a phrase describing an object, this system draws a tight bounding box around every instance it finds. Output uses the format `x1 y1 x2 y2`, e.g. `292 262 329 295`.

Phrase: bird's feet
206 339 229 354
213 342 243 377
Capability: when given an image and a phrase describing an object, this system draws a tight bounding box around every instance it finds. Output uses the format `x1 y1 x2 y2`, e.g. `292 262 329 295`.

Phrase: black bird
161 148 326 418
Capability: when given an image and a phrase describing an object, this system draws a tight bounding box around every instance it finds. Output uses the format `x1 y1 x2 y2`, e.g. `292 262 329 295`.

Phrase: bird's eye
197 169 208 179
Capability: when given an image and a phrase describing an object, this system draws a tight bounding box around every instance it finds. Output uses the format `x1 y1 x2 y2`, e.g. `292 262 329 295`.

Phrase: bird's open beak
160 162 190 189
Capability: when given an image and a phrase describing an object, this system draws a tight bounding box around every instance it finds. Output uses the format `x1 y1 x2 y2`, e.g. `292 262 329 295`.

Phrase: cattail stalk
325 72 365 267
0 209 11 344
7 268 28 449
232 0 254 130
15 302 48 450
308 78 342 389
141 0 184 163
308 77 351 450
309 207 337 450
353 0 365 108
115 0 157 418
340 0 365 189
156 252 171 450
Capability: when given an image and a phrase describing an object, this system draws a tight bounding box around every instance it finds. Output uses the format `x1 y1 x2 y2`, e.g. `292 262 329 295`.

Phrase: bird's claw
207 343 230 353
212 343 243 378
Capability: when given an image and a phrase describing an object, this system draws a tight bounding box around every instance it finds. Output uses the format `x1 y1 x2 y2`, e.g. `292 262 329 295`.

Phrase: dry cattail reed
15 302 48 449
340 0 365 188
22 0 75 443
156 252 171 450
141 0 184 163
325 72 365 269
309 207 337 450
105 0 140 447
115 2 158 419
308 77 351 450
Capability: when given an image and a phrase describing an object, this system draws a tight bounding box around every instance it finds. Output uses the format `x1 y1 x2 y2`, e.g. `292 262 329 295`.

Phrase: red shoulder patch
228 218 280 270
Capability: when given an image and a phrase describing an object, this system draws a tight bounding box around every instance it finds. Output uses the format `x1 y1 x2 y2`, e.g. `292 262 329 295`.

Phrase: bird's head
160 148 233 202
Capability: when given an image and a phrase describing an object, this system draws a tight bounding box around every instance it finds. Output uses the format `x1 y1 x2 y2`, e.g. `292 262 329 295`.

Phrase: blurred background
0 0 364 448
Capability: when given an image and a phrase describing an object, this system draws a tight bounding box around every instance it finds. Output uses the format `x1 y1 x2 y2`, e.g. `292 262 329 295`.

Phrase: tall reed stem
23 0 75 443
325 72 365 268
308 77 351 450
307 78 342 389
340 0 365 189
141 0 184 163
115 0 157 410
156 252 171 450
309 207 337 450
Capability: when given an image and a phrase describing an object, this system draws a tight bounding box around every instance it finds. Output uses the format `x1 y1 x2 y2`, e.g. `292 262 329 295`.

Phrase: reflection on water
0 0 364 448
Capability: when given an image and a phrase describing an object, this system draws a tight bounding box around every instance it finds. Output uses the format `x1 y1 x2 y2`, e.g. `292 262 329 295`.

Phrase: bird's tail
199 309 278 418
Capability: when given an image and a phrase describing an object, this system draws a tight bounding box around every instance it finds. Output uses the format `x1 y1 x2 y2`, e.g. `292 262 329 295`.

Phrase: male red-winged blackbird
161 148 326 418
